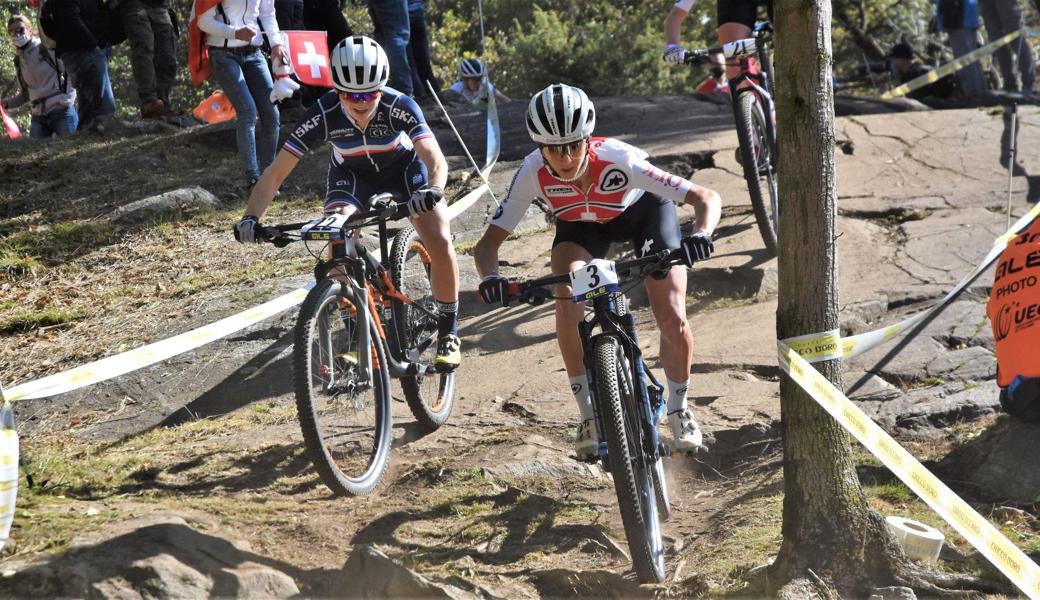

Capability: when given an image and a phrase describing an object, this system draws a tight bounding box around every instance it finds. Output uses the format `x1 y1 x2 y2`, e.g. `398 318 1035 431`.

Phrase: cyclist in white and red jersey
474 84 721 458
234 36 463 370
664 0 773 82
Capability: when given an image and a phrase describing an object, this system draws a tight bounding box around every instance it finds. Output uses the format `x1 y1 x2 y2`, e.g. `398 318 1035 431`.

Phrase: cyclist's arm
682 183 722 236
413 135 448 189
474 225 510 278
244 149 299 219
665 0 694 46
629 158 721 234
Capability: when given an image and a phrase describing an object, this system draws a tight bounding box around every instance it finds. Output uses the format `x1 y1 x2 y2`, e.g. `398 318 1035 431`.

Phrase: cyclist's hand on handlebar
408 186 444 217
663 44 687 65
478 275 511 307
234 215 260 244
680 232 714 266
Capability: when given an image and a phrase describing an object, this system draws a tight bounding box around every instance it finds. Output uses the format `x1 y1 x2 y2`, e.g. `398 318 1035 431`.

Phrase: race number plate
569 259 619 301
301 214 351 241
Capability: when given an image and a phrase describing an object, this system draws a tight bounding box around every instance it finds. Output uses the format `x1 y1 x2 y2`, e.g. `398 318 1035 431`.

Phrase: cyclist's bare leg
551 242 594 378
409 202 459 302
643 266 693 381
718 22 753 83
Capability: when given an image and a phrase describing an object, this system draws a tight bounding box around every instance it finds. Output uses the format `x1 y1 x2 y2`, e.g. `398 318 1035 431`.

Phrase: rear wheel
389 227 456 431
594 335 666 583
734 91 779 256
294 279 392 496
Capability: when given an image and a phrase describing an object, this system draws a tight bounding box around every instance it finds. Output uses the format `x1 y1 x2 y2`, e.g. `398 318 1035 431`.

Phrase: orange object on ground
1 103 22 139
987 215 1040 386
193 90 236 124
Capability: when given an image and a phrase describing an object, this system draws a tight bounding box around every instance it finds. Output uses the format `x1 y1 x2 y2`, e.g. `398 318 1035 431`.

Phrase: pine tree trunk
768 0 911 593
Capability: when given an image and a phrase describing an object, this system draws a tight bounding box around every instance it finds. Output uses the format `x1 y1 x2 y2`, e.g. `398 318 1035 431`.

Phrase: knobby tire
734 91 779 256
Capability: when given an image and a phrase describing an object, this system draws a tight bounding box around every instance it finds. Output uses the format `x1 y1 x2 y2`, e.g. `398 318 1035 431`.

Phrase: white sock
570 374 594 421
667 378 689 413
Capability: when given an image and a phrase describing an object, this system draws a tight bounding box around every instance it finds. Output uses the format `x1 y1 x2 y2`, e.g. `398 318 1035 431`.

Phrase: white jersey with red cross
490 137 695 233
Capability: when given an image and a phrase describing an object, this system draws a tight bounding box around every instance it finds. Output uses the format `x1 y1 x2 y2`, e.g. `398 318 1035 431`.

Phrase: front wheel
389 227 456 431
734 91 779 256
294 278 392 496
594 335 666 583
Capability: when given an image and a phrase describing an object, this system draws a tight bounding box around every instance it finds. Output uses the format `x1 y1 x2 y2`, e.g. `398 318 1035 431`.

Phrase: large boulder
109 187 223 226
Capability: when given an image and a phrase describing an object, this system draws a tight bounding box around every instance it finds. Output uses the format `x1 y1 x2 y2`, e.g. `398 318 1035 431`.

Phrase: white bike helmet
526 83 596 145
458 58 486 78
330 36 390 92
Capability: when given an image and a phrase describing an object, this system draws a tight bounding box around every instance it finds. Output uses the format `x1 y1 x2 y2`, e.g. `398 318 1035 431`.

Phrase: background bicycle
253 193 457 496
687 21 779 256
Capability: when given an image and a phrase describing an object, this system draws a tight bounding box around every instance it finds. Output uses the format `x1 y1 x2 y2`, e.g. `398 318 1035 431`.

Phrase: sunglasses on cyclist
540 140 586 157
339 90 380 103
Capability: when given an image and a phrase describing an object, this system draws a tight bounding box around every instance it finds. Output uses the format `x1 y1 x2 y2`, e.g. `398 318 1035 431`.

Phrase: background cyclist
445 58 510 105
233 36 463 371
473 83 721 459
664 0 773 83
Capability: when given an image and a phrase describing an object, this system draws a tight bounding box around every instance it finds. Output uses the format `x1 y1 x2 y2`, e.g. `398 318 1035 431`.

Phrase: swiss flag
285 31 333 88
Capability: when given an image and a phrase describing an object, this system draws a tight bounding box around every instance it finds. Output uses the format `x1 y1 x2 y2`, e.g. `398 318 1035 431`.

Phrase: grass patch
0 221 118 267
0 306 89 335
699 491 783 594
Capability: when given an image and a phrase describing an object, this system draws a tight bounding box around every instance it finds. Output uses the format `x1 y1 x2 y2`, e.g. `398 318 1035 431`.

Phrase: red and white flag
0 103 21 140
285 31 332 88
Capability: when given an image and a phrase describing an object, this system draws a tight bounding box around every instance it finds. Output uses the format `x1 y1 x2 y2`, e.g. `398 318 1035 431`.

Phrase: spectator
368 0 412 95
887 42 958 100
114 0 177 118
987 215 1040 422
406 0 439 100
2 15 78 138
273 0 305 113
303 0 352 48
197 0 288 188
50 0 120 131
979 0 1035 92
695 52 729 94
936 0 987 96
445 58 509 104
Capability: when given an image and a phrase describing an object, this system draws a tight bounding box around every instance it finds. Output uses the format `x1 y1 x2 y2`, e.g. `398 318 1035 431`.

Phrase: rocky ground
1 94 1038 598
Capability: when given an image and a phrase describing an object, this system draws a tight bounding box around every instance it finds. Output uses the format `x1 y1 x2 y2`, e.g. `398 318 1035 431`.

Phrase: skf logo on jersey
390 107 418 126
294 114 322 137
599 168 629 192
545 185 577 197
641 165 681 189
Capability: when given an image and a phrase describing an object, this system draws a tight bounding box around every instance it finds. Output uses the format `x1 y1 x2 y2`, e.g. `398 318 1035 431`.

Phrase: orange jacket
189 0 224 88
987 216 1040 386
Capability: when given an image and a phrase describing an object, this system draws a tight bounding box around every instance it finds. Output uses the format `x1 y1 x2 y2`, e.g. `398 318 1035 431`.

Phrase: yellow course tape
785 202 1040 363
882 29 1028 99
778 342 1040 598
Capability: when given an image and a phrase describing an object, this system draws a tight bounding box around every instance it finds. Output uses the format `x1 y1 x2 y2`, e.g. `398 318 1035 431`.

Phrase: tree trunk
768 0 912 593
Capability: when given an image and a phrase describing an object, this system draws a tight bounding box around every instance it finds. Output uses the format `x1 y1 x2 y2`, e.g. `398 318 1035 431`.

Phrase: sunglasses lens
543 142 581 156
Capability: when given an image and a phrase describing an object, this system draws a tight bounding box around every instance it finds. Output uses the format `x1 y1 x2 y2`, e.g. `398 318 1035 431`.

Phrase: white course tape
442 77 501 221
785 202 1040 363
0 403 17 553
885 516 945 564
778 341 1040 598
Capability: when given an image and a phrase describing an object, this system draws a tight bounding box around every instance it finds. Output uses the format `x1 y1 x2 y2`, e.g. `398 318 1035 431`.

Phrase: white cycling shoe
668 408 704 453
574 419 598 461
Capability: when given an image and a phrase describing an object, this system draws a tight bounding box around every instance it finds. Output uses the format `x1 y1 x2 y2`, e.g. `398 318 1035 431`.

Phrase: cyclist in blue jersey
234 36 462 370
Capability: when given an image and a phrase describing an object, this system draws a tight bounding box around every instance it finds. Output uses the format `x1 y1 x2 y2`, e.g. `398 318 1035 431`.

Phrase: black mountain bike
256 193 456 496
504 248 697 583
687 21 779 255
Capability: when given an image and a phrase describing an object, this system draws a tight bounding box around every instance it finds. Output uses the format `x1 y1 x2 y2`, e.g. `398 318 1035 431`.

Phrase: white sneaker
668 409 704 453
574 419 598 461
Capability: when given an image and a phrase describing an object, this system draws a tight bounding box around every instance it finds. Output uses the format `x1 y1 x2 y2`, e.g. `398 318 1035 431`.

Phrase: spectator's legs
408 7 439 97
210 50 262 180
65 48 116 130
979 0 1034 92
151 4 178 108
54 106 78 137
947 28 987 95
368 0 412 95
121 0 160 106
240 51 280 174
29 116 48 140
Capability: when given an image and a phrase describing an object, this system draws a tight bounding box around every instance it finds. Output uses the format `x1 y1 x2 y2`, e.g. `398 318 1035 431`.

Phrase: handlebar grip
506 281 522 300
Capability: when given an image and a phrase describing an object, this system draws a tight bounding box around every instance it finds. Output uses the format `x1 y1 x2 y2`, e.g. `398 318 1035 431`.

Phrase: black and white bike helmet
330 36 390 92
458 58 486 78
526 83 596 145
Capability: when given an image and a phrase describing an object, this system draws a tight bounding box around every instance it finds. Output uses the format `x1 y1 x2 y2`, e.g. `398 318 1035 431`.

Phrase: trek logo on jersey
545 185 577 197
294 114 322 138
641 164 681 189
598 168 629 193
390 107 418 126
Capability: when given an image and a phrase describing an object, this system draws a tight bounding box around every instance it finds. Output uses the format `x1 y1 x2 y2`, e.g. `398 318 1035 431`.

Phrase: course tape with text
778 341 1040 598
783 202 1040 363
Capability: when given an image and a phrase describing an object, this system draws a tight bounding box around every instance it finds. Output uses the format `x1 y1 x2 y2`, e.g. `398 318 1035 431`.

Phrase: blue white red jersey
491 137 696 233
282 87 433 172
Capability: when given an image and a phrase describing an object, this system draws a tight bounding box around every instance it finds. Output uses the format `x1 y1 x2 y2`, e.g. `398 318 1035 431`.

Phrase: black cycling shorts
717 0 773 29
325 153 428 213
552 192 681 277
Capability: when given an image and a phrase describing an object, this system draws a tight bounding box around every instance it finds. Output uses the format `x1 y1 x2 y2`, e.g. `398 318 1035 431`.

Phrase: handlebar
254 192 409 247
683 22 771 64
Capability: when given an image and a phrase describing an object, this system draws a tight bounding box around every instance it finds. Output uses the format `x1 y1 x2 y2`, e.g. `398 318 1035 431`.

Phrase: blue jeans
62 47 115 129
209 48 280 180
30 106 79 139
369 0 412 95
